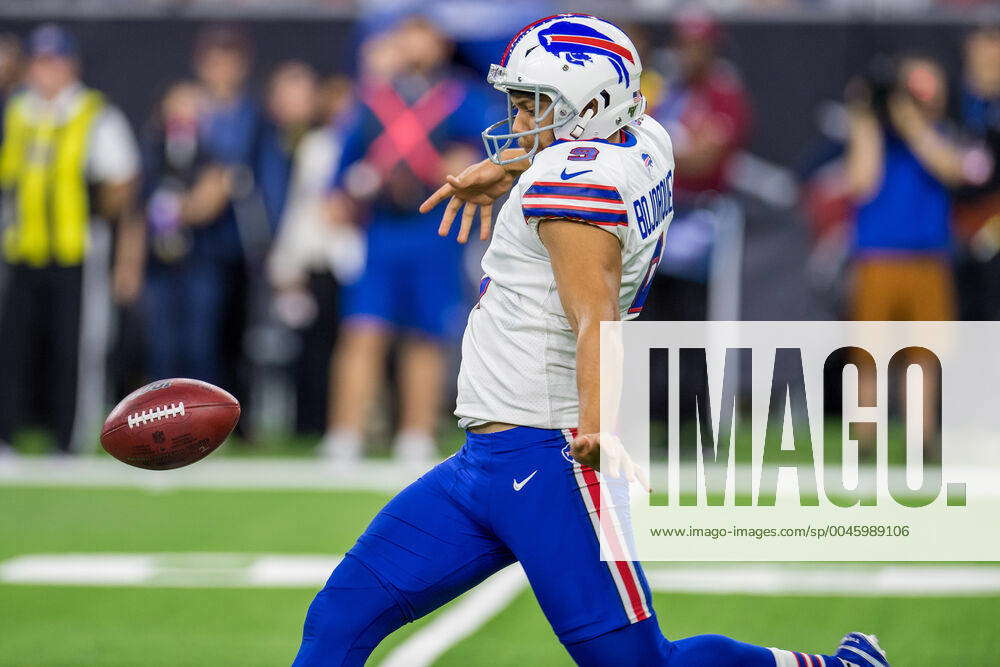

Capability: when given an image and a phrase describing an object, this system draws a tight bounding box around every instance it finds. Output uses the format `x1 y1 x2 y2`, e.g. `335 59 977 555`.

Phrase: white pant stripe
562 428 649 624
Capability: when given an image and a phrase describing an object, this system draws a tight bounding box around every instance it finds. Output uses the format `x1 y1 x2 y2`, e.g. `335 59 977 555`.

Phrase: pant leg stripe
562 428 650 624
579 465 650 622
586 483 652 621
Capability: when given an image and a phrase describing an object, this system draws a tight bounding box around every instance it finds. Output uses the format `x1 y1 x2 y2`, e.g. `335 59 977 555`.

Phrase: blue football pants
292 427 787 666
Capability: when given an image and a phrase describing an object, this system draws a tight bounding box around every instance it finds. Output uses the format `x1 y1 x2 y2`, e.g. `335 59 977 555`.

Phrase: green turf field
2 484 997 665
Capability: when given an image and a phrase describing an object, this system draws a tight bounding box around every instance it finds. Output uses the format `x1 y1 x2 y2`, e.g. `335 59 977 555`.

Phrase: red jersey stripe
522 202 627 215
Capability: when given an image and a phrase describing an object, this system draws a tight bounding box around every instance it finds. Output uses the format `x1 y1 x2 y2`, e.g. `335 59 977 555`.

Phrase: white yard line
0 552 343 588
4 554 1000 598
0 456 429 493
5 457 999 500
380 565 528 667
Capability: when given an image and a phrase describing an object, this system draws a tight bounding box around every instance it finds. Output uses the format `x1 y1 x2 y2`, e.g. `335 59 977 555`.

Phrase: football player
293 15 889 667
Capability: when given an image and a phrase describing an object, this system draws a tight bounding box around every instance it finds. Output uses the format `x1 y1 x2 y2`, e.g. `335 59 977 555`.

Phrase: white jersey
456 115 675 429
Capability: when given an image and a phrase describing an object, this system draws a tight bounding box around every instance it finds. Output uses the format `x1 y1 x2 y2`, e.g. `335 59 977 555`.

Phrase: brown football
101 378 240 470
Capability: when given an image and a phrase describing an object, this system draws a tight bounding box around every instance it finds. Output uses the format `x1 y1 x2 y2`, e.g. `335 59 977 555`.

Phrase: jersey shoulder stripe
525 182 624 203
520 203 628 226
520 138 636 232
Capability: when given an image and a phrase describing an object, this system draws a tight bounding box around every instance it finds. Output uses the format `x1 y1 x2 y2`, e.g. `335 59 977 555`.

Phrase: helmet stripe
500 13 606 66
546 35 635 64
501 14 562 66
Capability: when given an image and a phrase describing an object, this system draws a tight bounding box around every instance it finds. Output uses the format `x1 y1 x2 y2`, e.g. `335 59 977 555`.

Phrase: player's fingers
421 181 456 214
439 196 463 237
628 460 648 493
619 449 634 483
608 453 622 479
636 464 651 493
457 200 477 244
617 442 636 484
606 440 621 479
479 203 493 241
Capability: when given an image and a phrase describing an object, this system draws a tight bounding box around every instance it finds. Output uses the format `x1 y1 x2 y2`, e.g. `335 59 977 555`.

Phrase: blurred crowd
800 25 1000 323
0 12 998 461
1 0 996 16
0 18 502 462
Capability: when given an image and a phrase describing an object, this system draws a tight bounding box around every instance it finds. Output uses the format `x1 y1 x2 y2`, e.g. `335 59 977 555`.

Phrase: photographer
845 55 987 322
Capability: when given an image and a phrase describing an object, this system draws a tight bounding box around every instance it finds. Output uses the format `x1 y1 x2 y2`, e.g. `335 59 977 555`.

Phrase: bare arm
889 94 966 188
97 179 133 221
180 165 234 226
99 176 145 305
113 208 145 304
844 108 884 202
538 220 622 468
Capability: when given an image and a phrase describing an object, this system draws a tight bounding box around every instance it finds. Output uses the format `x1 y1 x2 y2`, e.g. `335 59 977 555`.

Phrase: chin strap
569 107 596 139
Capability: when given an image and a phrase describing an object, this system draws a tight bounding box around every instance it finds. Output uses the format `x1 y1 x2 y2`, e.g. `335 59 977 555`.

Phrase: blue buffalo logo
537 21 635 87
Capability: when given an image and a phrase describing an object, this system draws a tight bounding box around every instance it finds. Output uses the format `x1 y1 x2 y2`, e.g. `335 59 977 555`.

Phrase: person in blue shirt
844 55 985 460
193 25 264 266
199 25 266 405
321 16 496 463
845 55 979 322
256 61 320 234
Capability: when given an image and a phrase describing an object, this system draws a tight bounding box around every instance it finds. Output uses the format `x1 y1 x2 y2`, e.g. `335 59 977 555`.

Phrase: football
101 378 241 470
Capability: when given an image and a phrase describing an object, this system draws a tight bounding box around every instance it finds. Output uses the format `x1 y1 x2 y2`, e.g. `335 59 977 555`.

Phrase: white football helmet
482 14 645 164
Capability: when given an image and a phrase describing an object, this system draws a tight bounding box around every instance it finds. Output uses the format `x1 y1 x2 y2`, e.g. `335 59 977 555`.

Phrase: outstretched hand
420 158 517 244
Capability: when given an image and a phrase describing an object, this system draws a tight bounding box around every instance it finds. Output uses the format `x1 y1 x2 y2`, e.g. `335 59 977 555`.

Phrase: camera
853 54 900 126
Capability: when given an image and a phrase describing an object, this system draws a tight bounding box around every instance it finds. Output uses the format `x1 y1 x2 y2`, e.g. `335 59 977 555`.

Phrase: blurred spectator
268 75 362 436
640 12 751 429
658 12 750 205
844 55 986 322
644 10 751 321
0 34 24 116
321 16 492 462
843 53 993 458
954 26 1000 319
191 24 263 404
257 61 318 232
0 24 140 454
960 26 1000 138
140 80 234 382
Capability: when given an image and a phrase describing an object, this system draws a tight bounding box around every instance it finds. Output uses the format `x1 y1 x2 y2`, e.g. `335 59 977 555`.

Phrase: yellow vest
0 89 105 267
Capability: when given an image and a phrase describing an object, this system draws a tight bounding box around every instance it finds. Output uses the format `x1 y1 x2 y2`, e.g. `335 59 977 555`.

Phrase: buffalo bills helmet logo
537 20 635 87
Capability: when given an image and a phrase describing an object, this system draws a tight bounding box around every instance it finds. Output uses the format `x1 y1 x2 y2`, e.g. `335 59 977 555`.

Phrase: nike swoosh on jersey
560 168 593 180
512 470 538 491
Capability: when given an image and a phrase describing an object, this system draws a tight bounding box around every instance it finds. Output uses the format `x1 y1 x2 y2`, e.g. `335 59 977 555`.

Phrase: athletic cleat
835 632 889 667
